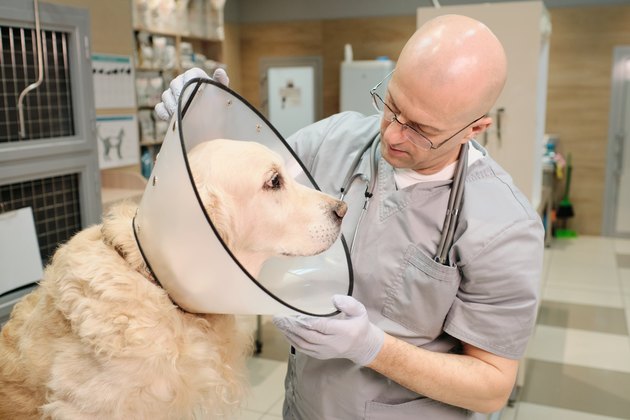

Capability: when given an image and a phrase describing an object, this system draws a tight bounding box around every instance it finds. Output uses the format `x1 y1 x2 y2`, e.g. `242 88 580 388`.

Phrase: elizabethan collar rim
132 78 353 316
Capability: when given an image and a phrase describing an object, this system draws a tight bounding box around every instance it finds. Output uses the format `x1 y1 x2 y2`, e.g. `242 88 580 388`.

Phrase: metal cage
0 0 100 322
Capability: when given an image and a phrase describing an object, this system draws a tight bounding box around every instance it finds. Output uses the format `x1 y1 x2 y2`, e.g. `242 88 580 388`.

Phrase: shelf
140 140 163 147
132 12 224 181
135 66 174 72
133 26 223 43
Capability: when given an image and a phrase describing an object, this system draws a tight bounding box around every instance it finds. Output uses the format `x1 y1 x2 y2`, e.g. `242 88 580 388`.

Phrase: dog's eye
265 173 282 190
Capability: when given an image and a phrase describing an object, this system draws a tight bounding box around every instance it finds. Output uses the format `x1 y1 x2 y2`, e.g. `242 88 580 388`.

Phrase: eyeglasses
370 70 485 151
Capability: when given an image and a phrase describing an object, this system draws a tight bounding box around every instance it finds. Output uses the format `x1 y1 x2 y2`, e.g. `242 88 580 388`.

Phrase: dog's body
0 139 346 419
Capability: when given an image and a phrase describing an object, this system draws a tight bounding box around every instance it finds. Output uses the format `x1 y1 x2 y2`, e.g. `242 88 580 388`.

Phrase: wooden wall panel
47 0 134 55
239 21 324 106
546 5 630 235
238 16 415 116
224 23 242 92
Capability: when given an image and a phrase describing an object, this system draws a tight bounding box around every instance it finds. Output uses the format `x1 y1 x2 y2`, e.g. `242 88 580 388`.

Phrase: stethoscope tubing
340 136 469 266
339 134 380 253
435 142 469 265
339 134 379 201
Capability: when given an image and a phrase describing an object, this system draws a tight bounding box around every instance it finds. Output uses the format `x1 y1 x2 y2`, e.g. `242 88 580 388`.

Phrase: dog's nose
334 201 348 220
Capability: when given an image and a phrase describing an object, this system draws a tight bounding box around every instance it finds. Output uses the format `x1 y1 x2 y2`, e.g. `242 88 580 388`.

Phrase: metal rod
9 28 18 134
19 28 32 137
61 33 72 132
17 0 44 139
42 29 50 136
0 29 11 138
52 31 62 134
31 28 43 136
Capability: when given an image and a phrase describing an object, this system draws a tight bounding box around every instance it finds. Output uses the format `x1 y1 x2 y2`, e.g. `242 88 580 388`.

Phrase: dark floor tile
520 359 630 419
538 300 628 335
617 254 630 269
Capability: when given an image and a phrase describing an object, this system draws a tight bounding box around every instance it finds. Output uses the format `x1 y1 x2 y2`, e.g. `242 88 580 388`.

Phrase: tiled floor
237 317 289 420
500 235 630 420
239 235 630 419
238 356 287 419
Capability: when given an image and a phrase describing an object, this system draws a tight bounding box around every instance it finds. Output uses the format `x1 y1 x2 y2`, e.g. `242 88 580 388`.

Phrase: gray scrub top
283 111 544 420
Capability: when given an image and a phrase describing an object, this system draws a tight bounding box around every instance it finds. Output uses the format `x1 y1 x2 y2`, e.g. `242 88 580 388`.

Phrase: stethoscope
339 136 469 266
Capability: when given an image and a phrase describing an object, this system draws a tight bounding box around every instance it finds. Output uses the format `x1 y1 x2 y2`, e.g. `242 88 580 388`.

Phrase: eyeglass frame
370 69 486 151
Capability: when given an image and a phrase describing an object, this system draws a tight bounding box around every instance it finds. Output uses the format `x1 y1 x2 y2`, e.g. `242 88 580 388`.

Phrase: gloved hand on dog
273 295 385 366
154 67 230 121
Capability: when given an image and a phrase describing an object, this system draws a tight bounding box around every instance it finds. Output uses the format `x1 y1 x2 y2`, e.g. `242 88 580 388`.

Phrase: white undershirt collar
393 143 484 189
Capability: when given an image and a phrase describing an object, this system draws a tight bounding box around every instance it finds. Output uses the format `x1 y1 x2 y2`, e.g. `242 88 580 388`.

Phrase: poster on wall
96 115 139 169
92 54 136 109
267 66 315 138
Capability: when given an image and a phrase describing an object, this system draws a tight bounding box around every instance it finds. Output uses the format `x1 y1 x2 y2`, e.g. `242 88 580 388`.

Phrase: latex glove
273 295 385 366
154 67 230 121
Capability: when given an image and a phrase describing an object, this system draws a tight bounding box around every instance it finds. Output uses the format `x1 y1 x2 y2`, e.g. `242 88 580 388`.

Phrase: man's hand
273 295 384 366
154 67 230 121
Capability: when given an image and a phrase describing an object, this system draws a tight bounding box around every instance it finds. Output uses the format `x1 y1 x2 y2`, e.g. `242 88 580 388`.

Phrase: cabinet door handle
496 107 505 147
615 132 625 175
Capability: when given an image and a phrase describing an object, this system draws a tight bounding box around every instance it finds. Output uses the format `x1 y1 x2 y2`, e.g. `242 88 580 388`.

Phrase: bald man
157 14 543 420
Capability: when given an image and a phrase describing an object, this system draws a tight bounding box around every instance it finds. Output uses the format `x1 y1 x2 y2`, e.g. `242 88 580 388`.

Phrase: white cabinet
340 59 395 116
418 1 551 208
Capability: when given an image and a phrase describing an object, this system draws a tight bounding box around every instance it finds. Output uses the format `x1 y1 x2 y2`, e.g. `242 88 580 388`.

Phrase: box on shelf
132 0 225 41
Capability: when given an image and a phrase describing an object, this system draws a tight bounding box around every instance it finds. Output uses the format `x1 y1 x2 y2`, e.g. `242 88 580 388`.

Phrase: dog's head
187 139 347 277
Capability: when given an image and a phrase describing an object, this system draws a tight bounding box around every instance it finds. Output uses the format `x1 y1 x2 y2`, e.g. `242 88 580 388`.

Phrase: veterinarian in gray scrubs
157 14 543 420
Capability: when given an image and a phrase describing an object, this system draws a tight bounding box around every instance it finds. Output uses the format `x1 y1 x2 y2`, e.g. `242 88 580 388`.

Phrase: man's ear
472 116 493 135
463 116 493 143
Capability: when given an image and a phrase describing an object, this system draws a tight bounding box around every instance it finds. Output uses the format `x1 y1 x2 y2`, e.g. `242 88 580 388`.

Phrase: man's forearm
367 334 518 413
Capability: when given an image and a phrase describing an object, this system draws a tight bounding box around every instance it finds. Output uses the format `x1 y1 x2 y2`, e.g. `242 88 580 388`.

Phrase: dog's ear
199 184 233 250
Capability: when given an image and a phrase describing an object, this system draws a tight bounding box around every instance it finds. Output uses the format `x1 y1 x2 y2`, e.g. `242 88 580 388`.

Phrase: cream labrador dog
0 139 346 420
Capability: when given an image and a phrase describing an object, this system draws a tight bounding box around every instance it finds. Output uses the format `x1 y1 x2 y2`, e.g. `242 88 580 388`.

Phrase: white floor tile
236 409 263 420
526 325 630 373
552 244 617 267
614 238 630 255
497 404 517 420
267 396 284 416
515 402 627 420
552 235 616 254
542 284 625 308
624 296 630 335
260 415 282 420
242 358 287 413
545 262 620 293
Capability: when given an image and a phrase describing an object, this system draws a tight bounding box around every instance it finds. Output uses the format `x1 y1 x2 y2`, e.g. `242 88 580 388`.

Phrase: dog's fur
0 139 346 419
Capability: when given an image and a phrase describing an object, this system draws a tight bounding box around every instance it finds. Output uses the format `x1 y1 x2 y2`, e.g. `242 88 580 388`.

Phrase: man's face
379 74 478 174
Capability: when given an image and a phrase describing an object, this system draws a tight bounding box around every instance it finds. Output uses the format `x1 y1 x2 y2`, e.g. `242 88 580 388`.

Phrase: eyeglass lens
372 93 433 150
